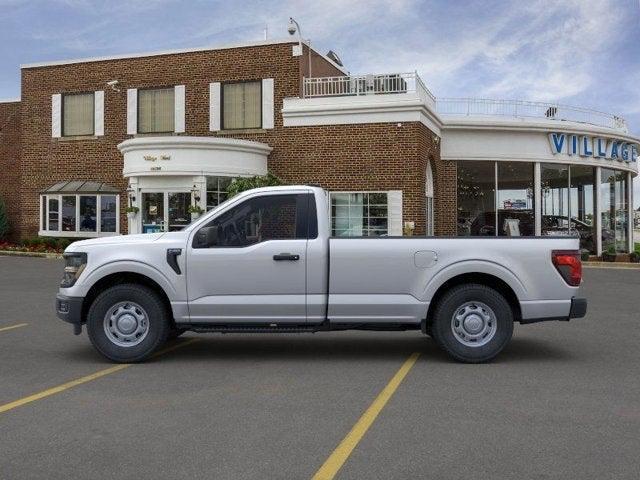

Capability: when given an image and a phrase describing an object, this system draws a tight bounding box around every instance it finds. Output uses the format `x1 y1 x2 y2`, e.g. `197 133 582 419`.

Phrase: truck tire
431 284 513 363
86 284 170 363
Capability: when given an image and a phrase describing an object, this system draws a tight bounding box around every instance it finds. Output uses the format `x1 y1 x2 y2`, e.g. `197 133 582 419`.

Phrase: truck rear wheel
431 284 513 363
86 284 170 363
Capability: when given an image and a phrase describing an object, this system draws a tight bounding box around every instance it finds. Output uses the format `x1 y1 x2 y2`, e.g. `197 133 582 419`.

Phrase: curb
583 261 640 270
0 250 63 259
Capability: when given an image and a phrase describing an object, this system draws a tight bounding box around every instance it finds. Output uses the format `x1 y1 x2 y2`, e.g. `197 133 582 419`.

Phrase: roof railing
302 72 436 107
435 97 628 132
301 74 628 132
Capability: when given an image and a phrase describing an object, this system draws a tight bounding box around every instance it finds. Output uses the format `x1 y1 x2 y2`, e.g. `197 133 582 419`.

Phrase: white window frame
39 193 120 237
329 191 391 237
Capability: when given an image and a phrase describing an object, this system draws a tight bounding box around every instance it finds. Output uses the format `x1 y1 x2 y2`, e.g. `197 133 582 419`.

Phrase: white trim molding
51 94 62 138
282 94 442 135
118 135 271 178
126 88 137 135
209 82 221 132
262 78 275 129
94 90 104 136
174 85 186 133
21 38 348 74
388 190 403 236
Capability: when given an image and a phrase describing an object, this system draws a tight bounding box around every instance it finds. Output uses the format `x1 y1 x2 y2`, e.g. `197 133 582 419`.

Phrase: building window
540 164 597 253
330 192 388 237
138 87 175 133
457 161 534 236
62 92 94 136
222 81 261 130
40 194 119 237
426 162 435 236
569 166 596 253
206 176 232 211
541 163 570 235
497 163 535 236
601 168 629 253
457 161 496 236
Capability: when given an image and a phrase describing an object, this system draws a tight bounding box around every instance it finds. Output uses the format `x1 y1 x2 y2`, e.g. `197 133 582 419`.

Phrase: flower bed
0 237 75 254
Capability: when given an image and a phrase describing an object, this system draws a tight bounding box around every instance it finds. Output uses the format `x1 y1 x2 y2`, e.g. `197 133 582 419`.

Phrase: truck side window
195 194 309 248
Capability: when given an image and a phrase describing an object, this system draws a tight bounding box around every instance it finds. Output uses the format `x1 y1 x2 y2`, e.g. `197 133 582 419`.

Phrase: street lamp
288 17 312 78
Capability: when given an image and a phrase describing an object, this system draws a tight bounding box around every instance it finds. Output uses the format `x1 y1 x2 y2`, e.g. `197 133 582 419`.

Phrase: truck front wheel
431 284 514 363
86 284 170 363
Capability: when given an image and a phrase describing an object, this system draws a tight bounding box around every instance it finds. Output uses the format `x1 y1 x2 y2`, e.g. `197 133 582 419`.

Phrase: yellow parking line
312 352 421 480
0 338 198 415
0 323 28 333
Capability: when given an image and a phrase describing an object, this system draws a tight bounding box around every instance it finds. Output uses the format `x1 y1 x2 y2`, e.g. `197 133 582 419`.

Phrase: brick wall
418 123 457 235
0 101 21 240
16 41 452 238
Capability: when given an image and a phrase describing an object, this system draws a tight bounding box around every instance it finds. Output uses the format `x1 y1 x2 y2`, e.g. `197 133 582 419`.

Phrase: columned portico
118 136 271 234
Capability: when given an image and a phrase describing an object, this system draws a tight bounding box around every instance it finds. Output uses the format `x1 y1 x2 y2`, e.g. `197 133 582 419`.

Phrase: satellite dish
326 50 343 67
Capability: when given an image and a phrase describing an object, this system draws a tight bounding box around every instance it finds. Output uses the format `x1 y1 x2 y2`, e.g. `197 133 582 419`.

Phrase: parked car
56 186 586 364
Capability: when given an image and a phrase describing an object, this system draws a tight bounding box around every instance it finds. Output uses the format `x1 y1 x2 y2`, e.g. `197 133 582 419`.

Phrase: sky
1 0 639 200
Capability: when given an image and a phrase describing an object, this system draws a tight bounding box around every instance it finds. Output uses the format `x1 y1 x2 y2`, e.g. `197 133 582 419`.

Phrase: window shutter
174 85 185 133
127 88 137 135
209 82 221 131
387 190 403 236
51 94 62 138
262 78 274 129
94 90 104 136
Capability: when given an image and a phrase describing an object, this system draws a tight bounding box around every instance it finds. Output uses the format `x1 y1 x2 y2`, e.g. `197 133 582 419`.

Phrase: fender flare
421 259 527 302
79 260 179 301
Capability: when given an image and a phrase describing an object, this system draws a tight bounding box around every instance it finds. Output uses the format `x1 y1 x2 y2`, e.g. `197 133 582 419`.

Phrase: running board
186 324 326 334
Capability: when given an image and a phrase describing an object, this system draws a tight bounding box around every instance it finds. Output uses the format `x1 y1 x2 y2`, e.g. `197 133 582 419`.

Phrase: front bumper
55 294 84 333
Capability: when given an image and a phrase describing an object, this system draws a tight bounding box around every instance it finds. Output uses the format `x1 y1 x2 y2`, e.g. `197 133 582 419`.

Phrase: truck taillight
551 250 582 286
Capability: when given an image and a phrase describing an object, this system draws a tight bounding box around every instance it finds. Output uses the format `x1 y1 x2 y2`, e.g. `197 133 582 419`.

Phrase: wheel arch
424 272 522 332
81 272 174 327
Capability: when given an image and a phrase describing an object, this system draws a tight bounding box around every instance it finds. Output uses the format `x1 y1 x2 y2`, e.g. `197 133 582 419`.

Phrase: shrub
226 173 283 198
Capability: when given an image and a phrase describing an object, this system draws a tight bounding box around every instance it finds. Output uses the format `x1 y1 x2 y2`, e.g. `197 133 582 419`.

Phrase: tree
0 197 9 240
226 173 284 198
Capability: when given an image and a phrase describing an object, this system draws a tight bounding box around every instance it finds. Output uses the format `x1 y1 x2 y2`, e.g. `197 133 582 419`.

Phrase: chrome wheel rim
103 301 149 347
451 301 497 347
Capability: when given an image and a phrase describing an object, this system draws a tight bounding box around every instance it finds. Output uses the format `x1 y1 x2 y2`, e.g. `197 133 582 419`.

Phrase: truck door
186 192 312 324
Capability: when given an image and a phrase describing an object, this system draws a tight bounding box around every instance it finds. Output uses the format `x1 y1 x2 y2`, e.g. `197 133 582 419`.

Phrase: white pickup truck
56 186 586 363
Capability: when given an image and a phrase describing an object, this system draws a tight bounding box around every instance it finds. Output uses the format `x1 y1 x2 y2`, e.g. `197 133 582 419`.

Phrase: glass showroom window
497 163 535 236
138 87 175 133
206 176 232 211
541 164 569 235
569 166 596 253
331 192 388 237
601 168 629 253
40 194 119 237
222 81 261 130
62 92 94 136
457 161 496 236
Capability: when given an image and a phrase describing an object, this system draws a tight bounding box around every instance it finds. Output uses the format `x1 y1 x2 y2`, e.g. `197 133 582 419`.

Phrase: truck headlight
61 252 87 288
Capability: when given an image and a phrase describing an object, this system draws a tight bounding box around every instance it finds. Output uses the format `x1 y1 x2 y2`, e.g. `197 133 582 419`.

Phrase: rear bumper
520 297 587 324
569 297 587 319
55 294 84 325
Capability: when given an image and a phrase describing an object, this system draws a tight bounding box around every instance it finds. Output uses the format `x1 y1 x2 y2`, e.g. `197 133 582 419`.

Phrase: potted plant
125 206 139 220
580 249 590 262
188 205 204 220
602 245 617 262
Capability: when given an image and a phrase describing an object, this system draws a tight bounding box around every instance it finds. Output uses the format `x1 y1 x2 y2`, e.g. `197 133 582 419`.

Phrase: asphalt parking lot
1 256 639 479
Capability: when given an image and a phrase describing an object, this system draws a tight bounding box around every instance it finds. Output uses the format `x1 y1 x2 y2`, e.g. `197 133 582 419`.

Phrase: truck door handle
273 253 300 261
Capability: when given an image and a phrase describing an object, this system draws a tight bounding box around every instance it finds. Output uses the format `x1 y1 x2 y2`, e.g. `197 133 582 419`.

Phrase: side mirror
194 225 219 248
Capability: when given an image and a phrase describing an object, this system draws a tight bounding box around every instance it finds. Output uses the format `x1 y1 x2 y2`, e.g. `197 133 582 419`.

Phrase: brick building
1 38 639 254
